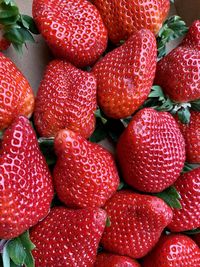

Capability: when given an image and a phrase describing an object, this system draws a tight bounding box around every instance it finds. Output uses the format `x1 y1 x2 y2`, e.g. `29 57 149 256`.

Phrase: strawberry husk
0 0 39 53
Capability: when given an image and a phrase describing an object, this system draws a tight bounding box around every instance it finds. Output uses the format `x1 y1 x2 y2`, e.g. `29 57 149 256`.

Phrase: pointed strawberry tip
54 129 79 155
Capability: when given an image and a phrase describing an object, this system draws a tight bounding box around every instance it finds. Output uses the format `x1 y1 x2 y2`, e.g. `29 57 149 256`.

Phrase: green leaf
2 243 10 267
38 137 57 166
0 3 18 19
20 15 39 34
157 15 188 58
19 231 35 251
177 106 191 124
182 162 200 173
4 26 24 44
182 228 200 235
106 217 111 227
17 27 35 43
118 181 125 191
10 261 20 267
95 108 107 125
7 238 26 265
23 251 35 267
170 0 174 3
154 186 182 209
190 98 200 111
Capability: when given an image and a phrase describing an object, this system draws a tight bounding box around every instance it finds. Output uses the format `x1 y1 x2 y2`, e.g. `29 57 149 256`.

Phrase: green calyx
1 231 35 267
0 0 39 53
157 15 188 58
154 186 182 209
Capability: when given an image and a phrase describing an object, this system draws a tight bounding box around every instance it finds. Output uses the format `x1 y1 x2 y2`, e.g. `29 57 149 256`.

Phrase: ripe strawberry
92 30 157 119
155 20 200 102
53 129 119 208
32 0 108 68
0 53 34 131
142 234 200 267
94 253 140 267
175 111 200 163
0 26 10 51
34 60 97 138
101 190 173 259
168 168 200 232
30 207 107 267
117 108 185 193
92 0 170 45
0 116 53 239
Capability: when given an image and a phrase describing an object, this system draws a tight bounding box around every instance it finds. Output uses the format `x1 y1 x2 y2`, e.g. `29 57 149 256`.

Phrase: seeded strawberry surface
0 116 54 239
34 60 97 138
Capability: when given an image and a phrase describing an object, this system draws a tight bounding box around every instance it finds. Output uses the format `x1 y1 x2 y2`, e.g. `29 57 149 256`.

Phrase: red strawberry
0 116 53 239
175 111 200 163
142 234 200 267
155 20 200 102
0 53 34 131
34 60 97 138
117 108 185 193
168 168 200 232
32 0 108 68
92 30 157 119
92 0 170 45
53 129 119 208
101 190 173 259
94 253 140 267
30 207 107 267
0 26 10 51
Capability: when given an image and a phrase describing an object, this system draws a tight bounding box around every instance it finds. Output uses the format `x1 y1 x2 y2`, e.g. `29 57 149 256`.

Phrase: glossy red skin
0 116 54 239
155 20 200 102
53 129 119 208
30 207 107 267
101 191 173 259
175 111 200 163
0 53 34 131
92 0 170 44
117 108 185 193
142 234 200 267
32 0 108 68
95 253 140 267
168 168 200 232
193 234 200 247
92 30 157 119
34 60 97 138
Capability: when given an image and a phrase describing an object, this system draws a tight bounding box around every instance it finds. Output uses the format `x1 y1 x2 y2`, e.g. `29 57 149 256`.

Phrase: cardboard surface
4 0 200 93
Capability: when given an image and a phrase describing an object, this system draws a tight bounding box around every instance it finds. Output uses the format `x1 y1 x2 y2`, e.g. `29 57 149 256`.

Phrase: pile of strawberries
0 0 200 266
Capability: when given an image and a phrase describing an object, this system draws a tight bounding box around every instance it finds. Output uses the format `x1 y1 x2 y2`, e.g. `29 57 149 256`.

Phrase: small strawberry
92 30 157 119
0 25 10 51
92 0 170 45
142 234 200 267
168 168 200 232
34 60 97 138
94 253 140 267
30 207 107 267
0 116 54 239
101 190 173 259
0 52 35 131
155 20 200 102
53 129 119 208
117 108 185 193
175 111 200 163
32 0 108 68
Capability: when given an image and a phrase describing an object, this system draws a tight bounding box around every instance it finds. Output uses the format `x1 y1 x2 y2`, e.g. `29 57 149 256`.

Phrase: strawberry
168 168 200 232
117 108 185 193
0 26 10 51
0 53 35 131
92 30 157 119
142 234 200 267
175 111 200 163
32 0 108 68
92 0 170 45
30 206 107 267
94 253 140 267
101 190 173 259
155 20 200 102
0 116 54 239
34 60 97 138
53 129 119 208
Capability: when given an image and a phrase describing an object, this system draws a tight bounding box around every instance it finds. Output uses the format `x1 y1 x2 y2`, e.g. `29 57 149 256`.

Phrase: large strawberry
142 234 200 267
101 190 173 259
0 53 34 131
175 111 200 163
34 60 97 138
94 253 140 267
117 108 185 193
168 168 200 232
0 116 54 239
32 0 108 68
53 129 119 208
92 0 170 45
30 207 107 267
155 20 200 102
92 30 157 119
